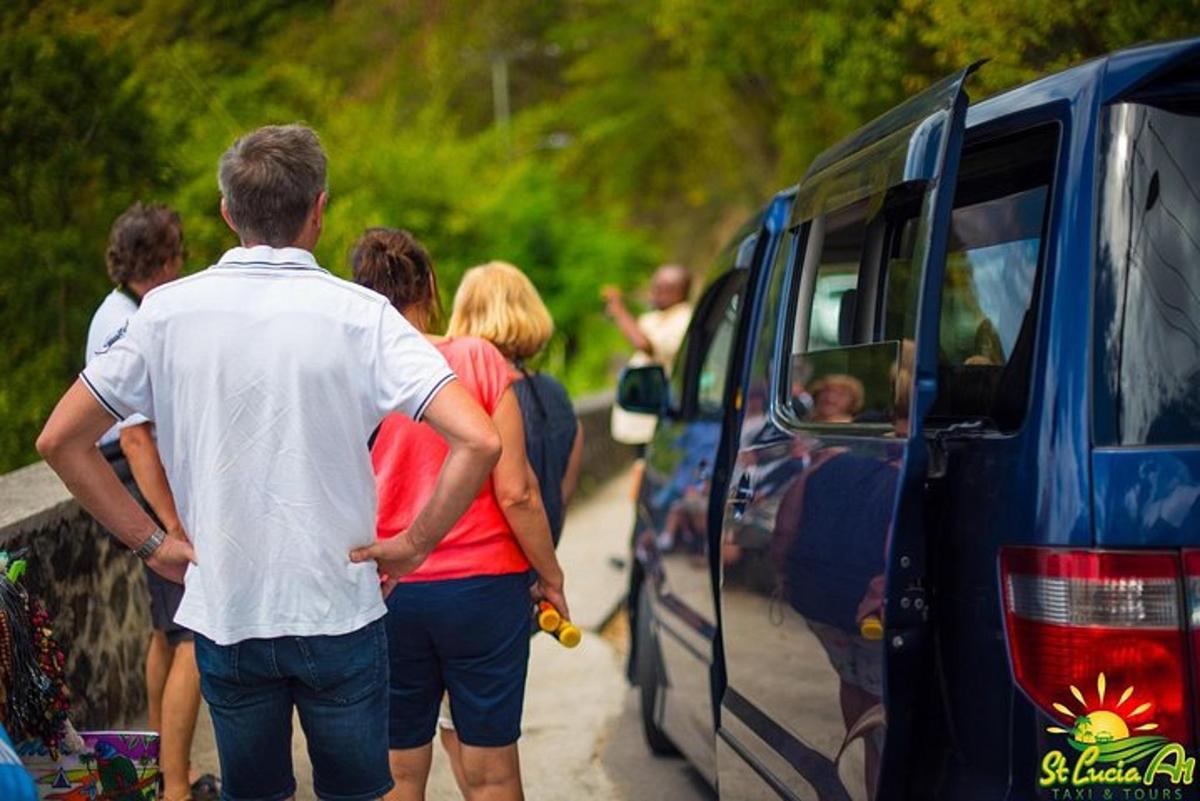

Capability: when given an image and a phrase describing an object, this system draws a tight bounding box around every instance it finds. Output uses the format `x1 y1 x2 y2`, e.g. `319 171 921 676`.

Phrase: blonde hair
448 261 554 360
809 373 866 415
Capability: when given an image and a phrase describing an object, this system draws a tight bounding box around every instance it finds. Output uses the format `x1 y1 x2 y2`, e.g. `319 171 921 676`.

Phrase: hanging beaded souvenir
0 551 73 759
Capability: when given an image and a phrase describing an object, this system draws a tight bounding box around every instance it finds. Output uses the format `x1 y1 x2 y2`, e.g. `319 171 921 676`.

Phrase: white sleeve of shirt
373 303 456 421
116 413 150 430
79 309 155 422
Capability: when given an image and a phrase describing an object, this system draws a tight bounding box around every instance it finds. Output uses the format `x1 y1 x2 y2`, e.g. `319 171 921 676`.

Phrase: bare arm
561 420 584 510
604 291 653 354
119 423 183 536
490 388 570 619
37 380 195 582
351 380 501 578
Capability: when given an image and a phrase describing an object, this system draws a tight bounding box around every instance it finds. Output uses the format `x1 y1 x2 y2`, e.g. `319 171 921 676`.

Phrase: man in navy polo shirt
38 124 502 801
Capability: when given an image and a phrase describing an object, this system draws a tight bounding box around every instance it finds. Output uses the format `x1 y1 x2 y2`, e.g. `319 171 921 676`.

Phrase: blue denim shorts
194 619 392 801
385 572 531 748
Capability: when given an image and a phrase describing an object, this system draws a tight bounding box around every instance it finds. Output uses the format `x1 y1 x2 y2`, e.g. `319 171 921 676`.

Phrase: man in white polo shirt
37 124 501 801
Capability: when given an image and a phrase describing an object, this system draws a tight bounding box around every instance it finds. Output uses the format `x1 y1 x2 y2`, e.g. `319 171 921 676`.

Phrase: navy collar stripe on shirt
213 245 327 274
213 261 329 273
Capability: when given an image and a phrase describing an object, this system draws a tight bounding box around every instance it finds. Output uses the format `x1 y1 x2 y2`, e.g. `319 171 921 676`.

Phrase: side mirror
790 341 906 426
617 365 669 416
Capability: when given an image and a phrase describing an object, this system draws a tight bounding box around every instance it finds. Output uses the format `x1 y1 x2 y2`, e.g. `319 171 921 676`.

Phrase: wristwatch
133 527 166 560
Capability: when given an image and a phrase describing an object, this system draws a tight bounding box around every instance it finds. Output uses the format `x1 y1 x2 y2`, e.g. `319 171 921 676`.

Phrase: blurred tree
0 15 166 472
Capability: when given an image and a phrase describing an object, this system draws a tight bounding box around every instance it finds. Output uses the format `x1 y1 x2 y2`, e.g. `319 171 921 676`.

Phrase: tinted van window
885 125 1058 430
806 202 869 351
742 227 797 447
698 286 740 417
787 197 902 429
1098 101 1200 445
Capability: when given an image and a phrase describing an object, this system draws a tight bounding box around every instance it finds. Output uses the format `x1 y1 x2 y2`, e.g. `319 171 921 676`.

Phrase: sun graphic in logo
1046 672 1159 745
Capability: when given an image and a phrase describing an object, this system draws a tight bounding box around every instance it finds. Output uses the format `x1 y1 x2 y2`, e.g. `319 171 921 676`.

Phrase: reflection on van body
722 434 899 801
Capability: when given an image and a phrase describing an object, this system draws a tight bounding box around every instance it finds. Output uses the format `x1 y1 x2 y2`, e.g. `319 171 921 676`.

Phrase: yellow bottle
536 601 582 648
536 601 562 633
859 615 884 641
554 620 582 648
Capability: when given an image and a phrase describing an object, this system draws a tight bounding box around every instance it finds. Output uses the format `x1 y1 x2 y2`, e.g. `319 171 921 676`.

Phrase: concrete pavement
171 469 712 800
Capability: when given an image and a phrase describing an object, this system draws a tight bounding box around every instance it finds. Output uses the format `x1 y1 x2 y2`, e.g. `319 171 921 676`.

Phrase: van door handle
729 473 754 519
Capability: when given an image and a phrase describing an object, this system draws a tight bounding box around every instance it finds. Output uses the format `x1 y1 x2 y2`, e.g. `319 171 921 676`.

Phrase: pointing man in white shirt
38 124 501 801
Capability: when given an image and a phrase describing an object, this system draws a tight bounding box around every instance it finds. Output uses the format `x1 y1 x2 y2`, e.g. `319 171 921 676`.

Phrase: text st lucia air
1039 674 1195 800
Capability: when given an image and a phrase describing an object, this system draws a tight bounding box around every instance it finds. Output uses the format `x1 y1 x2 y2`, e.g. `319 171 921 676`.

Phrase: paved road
175 471 715 800
602 686 717 801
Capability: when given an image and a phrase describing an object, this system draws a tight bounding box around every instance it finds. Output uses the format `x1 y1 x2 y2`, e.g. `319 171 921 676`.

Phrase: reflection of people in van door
605 265 694 448
773 449 895 798
966 318 1005 366
652 422 721 553
809 374 865 423
769 341 914 797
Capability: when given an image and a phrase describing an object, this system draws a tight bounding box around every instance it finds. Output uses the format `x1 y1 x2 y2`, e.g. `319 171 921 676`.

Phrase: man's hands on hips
144 528 196 584
349 530 431 596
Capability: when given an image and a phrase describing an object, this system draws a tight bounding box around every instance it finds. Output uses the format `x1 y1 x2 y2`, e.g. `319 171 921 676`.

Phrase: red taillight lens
1181 549 1200 737
1000 547 1192 745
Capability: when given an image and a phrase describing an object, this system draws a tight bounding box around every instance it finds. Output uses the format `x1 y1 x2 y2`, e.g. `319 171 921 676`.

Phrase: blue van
617 39 1200 800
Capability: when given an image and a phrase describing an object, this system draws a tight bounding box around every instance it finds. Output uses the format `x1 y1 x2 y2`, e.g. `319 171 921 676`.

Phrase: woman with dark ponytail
351 228 567 801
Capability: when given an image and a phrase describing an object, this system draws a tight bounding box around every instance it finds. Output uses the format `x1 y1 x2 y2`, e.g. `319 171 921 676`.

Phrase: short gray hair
217 124 327 247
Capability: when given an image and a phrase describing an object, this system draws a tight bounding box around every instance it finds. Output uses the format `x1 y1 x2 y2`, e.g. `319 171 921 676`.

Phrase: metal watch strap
133 527 166 560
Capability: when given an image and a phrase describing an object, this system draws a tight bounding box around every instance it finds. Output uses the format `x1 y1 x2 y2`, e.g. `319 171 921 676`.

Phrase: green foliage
0 18 165 472
2 0 1198 471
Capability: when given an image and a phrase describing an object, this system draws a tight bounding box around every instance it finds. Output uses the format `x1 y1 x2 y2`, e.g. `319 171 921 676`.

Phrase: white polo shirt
84 289 149 446
81 246 456 645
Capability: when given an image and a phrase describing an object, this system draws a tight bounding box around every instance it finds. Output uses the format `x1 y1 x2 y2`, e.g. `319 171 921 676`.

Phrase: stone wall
0 462 150 729
574 392 631 493
0 394 625 730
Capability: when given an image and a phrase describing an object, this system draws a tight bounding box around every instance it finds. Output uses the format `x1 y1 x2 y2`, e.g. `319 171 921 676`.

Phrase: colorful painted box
16 731 160 801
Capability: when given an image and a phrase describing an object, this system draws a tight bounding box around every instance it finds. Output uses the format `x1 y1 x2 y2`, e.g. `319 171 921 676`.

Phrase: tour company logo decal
1040 673 1195 799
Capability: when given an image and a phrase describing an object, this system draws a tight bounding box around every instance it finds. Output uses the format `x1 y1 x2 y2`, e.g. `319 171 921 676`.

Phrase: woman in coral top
350 228 568 801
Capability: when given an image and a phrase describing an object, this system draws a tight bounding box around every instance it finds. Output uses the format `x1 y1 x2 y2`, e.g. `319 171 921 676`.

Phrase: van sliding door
715 63 980 801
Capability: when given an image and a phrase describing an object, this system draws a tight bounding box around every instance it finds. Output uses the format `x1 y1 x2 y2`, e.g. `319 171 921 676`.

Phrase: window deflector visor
793 62 985 224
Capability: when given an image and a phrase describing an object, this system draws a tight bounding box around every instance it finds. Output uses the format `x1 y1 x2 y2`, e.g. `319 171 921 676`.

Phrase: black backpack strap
514 360 549 419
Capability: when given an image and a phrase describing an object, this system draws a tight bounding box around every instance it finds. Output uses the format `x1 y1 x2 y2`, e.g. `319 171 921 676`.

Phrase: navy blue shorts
384 572 531 749
144 563 192 646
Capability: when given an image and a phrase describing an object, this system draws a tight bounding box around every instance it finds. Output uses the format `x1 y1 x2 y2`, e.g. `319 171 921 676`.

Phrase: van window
697 286 741 417
788 198 899 428
806 202 869 351
695 233 756 417
785 126 1058 432
883 125 1059 430
1097 100 1200 445
669 232 756 421
667 333 688 417
742 226 798 447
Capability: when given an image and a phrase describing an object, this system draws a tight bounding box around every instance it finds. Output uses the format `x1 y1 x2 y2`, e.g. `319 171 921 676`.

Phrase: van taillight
1182 549 1200 736
999 547 1191 745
